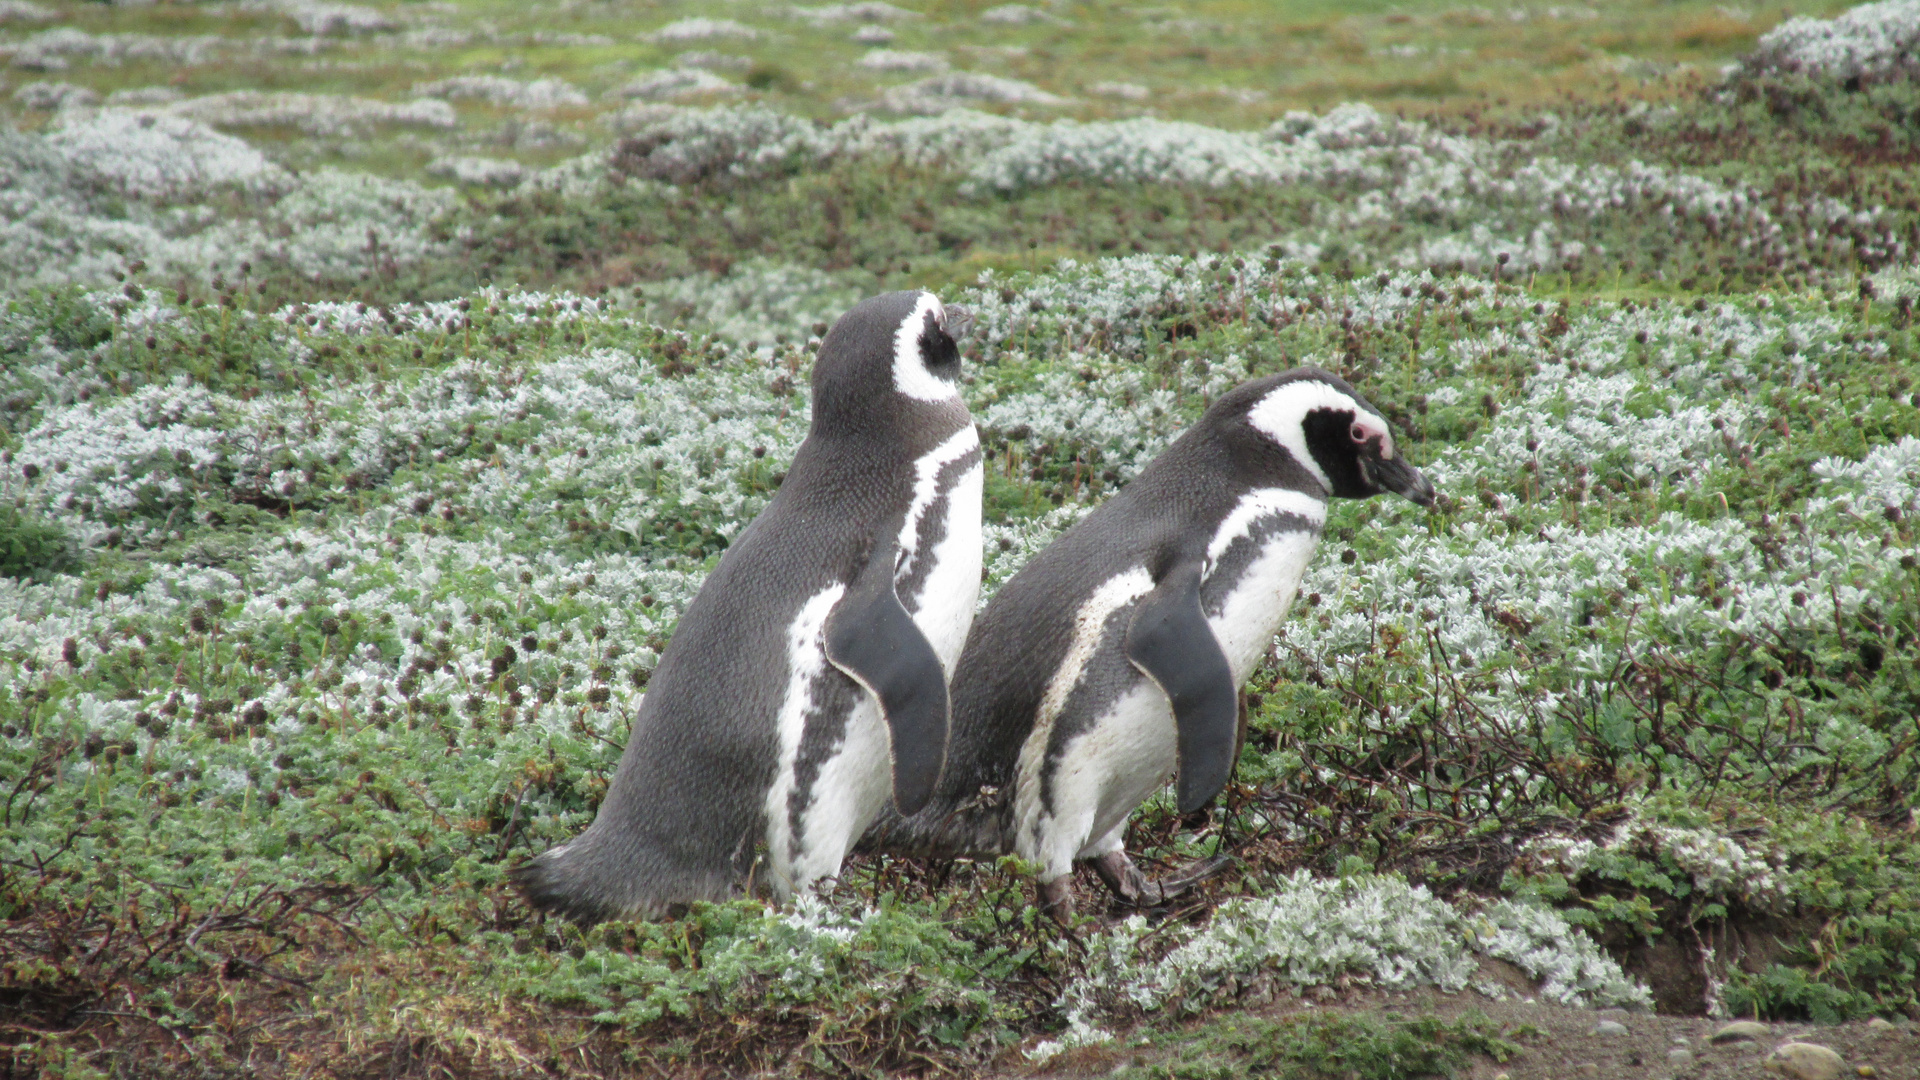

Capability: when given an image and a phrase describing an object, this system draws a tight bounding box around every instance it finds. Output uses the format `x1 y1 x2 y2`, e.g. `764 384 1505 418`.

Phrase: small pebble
1593 1019 1629 1036
1856 1067 1876 1078
1763 1042 1846 1080
1864 1017 1894 1032
1712 1019 1771 1044
1668 1048 1695 1067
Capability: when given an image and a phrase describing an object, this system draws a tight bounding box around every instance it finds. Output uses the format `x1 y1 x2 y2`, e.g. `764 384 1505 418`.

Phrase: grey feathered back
514 292 972 922
860 370 1351 859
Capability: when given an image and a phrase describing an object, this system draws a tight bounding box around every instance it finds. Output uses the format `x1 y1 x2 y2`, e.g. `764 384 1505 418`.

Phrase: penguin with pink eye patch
861 368 1434 917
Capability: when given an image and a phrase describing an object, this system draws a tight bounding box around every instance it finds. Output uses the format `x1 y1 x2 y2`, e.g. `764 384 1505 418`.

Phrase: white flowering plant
4 233 1916 1075
1041 871 1648 1057
4 0 1920 1075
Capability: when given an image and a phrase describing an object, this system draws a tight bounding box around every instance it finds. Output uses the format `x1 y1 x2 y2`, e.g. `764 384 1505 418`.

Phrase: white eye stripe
891 291 959 403
1246 380 1371 492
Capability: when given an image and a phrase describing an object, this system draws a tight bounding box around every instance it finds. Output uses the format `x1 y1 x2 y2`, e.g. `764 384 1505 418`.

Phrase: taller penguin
863 368 1433 916
515 292 983 923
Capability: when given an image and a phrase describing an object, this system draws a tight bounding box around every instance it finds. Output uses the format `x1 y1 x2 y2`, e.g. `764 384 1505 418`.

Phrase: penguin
514 291 983 923
861 368 1433 915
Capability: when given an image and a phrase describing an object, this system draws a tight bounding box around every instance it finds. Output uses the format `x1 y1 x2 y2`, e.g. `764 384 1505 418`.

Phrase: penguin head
1232 368 1435 505
811 291 972 434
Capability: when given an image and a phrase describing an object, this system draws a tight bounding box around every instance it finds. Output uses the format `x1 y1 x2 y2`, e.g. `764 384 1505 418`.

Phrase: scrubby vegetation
1096 1011 1525 1080
4 1 1919 1078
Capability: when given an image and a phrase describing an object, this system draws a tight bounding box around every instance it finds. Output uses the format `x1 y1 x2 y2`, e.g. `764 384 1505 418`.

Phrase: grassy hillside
2 0 1862 133
4 1 1920 1078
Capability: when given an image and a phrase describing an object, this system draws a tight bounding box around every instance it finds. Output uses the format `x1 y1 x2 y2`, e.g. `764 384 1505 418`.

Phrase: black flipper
1124 559 1239 814
825 543 950 817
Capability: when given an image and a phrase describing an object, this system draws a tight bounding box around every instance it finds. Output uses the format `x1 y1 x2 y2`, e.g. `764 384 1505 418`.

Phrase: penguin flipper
824 545 950 817
1124 560 1238 814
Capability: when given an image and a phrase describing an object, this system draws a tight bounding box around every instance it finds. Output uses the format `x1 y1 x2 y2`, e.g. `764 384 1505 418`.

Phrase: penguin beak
939 304 975 342
1367 453 1435 506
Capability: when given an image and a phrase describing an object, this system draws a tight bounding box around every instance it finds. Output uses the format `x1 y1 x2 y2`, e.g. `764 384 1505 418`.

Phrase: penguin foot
1039 876 1077 926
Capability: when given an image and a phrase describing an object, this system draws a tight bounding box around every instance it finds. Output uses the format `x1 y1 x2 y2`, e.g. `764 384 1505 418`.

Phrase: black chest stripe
894 445 982 613
1035 607 1135 822
1201 511 1322 619
784 662 863 865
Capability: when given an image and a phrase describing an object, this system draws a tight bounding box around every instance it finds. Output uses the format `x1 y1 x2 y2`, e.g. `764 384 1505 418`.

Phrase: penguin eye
1349 423 1370 445
917 313 960 377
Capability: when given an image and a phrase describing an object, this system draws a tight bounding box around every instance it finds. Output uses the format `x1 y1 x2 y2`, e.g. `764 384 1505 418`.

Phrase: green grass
5 1 1867 151
0 503 76 582
4 254 1915 1075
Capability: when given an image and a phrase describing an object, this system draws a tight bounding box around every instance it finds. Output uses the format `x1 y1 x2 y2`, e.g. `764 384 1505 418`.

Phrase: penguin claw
1091 850 1161 906
1092 851 1235 907
1160 854 1236 895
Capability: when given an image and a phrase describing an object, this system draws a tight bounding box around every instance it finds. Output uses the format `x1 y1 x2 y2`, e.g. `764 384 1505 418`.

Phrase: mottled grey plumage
861 368 1432 910
515 291 982 923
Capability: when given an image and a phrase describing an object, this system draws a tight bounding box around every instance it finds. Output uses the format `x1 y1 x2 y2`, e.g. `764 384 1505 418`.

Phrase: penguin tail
511 827 747 925
510 845 628 925
857 797 1006 860
856 803 913 854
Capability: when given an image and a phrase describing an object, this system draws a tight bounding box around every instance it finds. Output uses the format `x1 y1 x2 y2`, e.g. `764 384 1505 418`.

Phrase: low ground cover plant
3 243 1915 1074
3 1 1919 1077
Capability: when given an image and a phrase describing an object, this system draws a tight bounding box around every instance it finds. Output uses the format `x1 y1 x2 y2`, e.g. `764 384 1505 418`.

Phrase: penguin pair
516 291 1434 923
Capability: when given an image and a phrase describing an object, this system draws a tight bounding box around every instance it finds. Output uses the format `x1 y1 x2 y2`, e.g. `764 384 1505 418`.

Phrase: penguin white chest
764 584 855 896
1018 490 1327 876
1202 488 1327 680
1096 524 1322 784
767 425 983 897
1050 684 1177 868
1046 526 1320 864
1206 530 1321 680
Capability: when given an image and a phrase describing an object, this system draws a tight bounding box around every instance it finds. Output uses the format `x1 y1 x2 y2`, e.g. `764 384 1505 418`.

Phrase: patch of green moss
0 503 76 581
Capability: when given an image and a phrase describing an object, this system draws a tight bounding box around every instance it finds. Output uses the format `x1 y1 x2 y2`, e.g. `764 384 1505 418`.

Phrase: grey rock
1712 1020 1770 1044
1762 1042 1845 1080
1667 1048 1695 1067
1592 1020 1629 1036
